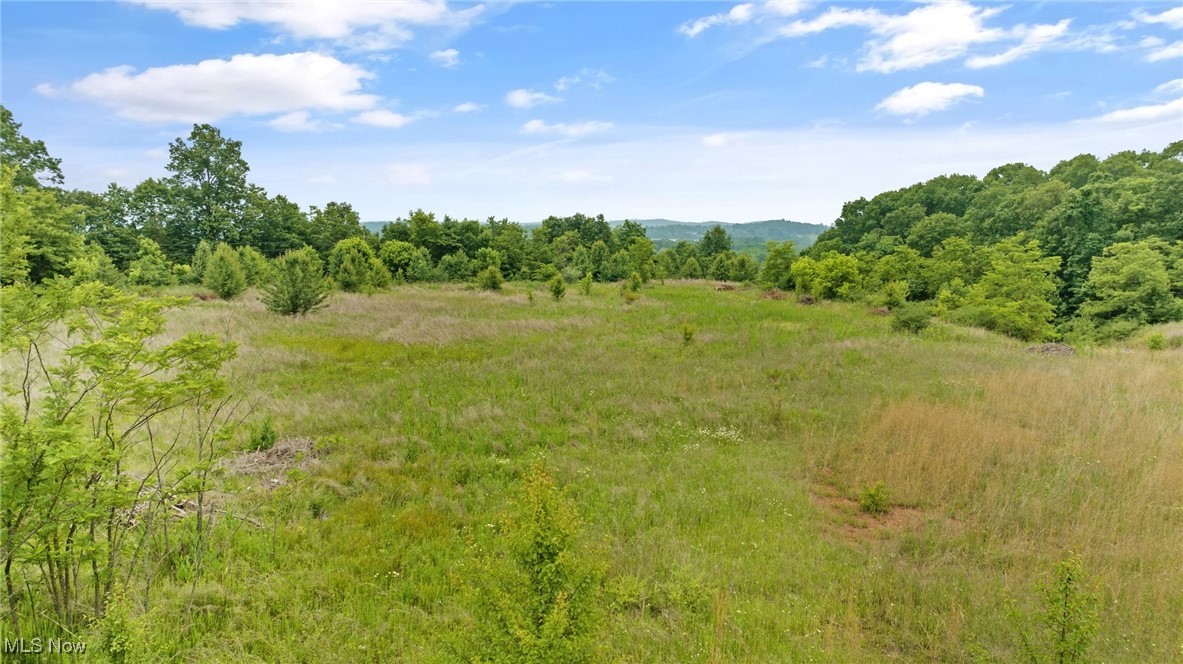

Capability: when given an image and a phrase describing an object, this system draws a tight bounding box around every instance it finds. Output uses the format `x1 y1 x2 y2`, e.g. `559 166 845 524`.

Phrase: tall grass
18 281 1176 662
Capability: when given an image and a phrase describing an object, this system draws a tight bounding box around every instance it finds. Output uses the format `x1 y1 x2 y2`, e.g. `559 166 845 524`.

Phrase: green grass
93 282 1183 661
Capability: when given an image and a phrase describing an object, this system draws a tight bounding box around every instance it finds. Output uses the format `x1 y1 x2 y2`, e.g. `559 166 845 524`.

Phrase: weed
681 322 696 345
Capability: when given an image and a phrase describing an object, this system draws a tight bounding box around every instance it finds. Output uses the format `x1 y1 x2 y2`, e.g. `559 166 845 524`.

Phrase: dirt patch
224 437 319 487
1026 342 1075 356
797 294 816 305
715 283 736 291
810 482 927 542
870 306 891 316
763 289 787 300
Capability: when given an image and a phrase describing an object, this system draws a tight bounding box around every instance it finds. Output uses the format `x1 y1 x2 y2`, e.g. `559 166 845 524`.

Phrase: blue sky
2 1 1181 224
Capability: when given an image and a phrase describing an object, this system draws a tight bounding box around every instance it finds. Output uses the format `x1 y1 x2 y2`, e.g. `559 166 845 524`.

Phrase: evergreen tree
127 238 176 287
203 243 247 299
262 247 330 315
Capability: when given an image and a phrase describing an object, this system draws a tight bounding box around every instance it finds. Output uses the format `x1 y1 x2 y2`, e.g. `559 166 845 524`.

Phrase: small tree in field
262 247 330 315
475 265 503 291
203 242 247 299
549 274 567 302
464 464 603 663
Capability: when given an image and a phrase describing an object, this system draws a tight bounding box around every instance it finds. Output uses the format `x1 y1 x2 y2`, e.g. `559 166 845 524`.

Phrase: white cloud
680 1 808 37
764 1 809 17
876 82 985 117
453 102 485 113
385 163 431 186
702 133 744 147
554 68 614 92
521 119 613 138
1146 40 1183 62
1095 97 1183 123
352 110 414 128
506 88 562 108
806 55 828 68
1155 79 1183 95
1133 7 1183 30
966 19 1071 68
430 48 460 68
680 3 756 38
130 0 484 51
55 53 378 123
774 1 1080 73
270 110 329 132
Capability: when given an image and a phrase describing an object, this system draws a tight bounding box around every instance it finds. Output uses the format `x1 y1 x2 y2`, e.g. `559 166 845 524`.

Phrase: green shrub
680 322 696 345
578 273 593 295
237 245 273 286
328 237 378 292
203 243 247 300
248 416 278 451
549 274 566 302
262 247 330 315
463 464 604 662
858 482 890 515
892 302 931 334
1146 332 1166 350
627 271 643 293
127 238 176 287
1014 556 1099 664
190 240 212 282
475 265 504 291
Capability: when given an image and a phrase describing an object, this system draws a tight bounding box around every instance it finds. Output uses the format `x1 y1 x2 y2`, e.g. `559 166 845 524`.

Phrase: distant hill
362 218 829 248
620 219 827 246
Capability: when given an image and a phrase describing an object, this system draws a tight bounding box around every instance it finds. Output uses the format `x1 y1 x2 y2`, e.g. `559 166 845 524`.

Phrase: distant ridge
362 218 829 248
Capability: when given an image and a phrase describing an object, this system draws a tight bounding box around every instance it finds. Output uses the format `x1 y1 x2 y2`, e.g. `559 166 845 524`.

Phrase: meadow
97 279 1177 663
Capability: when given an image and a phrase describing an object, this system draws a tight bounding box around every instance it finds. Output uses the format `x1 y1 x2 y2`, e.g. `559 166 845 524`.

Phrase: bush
475 265 503 291
892 302 931 334
237 245 273 286
203 243 247 300
262 248 330 315
680 323 696 345
328 237 378 292
248 416 278 451
463 464 604 662
127 238 176 287
1147 332 1166 350
627 271 643 293
549 274 566 302
858 482 890 515
1014 556 1099 664
578 273 593 295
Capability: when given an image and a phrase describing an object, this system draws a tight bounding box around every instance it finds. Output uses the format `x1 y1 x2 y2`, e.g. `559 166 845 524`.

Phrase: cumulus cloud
966 19 1071 68
453 101 485 113
1146 40 1183 62
1095 97 1183 123
876 82 985 117
430 48 460 68
521 119 613 138
48 52 377 123
352 110 414 128
130 0 484 51
506 89 562 108
1133 7 1183 30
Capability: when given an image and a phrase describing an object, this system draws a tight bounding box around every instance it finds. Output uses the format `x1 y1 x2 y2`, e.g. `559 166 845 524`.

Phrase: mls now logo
3 637 88 654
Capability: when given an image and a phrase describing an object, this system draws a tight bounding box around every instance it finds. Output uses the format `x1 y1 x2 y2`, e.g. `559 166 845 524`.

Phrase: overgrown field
87 283 1183 660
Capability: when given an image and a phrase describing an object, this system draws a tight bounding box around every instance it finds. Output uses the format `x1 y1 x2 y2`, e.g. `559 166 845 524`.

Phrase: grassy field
133 281 1181 662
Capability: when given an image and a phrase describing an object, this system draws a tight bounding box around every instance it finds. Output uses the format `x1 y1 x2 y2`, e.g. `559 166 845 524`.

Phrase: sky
2 1 1181 225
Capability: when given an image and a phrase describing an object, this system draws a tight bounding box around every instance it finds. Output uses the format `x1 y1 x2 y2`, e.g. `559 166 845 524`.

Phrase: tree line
3 104 1181 340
